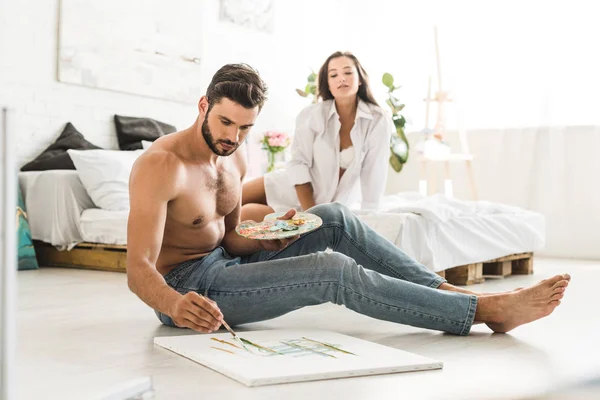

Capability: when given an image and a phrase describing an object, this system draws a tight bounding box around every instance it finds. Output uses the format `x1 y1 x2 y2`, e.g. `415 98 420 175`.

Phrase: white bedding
80 208 128 245
19 171 545 272
354 193 545 272
19 171 94 249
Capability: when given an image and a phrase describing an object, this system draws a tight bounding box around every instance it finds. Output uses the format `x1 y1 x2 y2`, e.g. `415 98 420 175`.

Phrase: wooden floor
16 258 600 400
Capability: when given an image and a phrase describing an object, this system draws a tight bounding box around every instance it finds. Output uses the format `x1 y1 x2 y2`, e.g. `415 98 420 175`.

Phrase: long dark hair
317 51 378 106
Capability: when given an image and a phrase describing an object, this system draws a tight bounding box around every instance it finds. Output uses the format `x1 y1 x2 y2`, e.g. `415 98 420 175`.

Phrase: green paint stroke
240 337 284 355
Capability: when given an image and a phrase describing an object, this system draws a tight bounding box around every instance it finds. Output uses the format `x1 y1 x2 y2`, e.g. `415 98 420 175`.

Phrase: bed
19 170 543 284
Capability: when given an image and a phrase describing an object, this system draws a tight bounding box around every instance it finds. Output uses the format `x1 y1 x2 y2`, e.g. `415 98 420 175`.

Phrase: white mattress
80 208 128 245
19 171 544 271
354 193 545 272
19 170 94 249
19 170 129 247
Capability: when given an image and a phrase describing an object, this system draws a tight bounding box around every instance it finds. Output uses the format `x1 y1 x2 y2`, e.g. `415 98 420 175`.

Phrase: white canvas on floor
154 329 442 387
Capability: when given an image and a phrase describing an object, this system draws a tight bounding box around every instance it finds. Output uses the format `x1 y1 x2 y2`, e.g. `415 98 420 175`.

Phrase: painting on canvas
219 0 274 33
154 329 442 386
58 0 203 103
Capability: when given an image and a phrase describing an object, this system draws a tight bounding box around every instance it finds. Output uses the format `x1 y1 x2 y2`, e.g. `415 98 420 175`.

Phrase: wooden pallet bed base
34 241 534 286
437 252 534 285
33 241 127 273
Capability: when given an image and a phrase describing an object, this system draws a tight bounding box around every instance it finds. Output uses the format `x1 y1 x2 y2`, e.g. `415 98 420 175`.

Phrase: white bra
339 146 355 170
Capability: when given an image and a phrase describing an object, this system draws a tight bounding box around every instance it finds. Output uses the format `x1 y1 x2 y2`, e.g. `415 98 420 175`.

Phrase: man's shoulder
135 148 183 175
130 148 186 195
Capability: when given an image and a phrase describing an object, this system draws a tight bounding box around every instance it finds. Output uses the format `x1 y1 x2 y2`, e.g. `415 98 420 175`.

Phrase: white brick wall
0 0 197 166
0 0 343 170
2 0 598 259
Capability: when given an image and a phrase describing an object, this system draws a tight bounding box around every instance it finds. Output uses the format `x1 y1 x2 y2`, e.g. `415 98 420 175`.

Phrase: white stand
1 107 17 400
419 154 477 200
418 27 478 200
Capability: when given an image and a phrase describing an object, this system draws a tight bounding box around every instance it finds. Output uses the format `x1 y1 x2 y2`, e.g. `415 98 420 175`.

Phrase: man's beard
202 111 239 157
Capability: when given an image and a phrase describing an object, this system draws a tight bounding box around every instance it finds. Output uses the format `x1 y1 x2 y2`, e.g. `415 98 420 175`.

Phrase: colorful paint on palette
236 212 323 240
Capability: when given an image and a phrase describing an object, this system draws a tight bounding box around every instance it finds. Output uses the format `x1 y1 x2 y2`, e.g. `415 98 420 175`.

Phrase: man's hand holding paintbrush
169 292 223 333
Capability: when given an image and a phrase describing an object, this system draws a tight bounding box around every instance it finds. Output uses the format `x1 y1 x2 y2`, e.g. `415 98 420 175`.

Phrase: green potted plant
295 71 318 104
382 72 409 172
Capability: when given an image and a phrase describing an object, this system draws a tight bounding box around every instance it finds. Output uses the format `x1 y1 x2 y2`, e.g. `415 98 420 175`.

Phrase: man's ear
198 96 209 116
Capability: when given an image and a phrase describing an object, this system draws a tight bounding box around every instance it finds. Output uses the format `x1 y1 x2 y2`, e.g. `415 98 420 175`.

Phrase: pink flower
262 131 290 150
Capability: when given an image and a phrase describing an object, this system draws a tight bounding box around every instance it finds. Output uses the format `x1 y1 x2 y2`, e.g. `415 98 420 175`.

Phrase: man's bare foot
476 274 570 333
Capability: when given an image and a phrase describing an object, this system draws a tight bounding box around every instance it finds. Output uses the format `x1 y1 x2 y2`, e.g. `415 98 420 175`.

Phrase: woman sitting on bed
241 51 394 222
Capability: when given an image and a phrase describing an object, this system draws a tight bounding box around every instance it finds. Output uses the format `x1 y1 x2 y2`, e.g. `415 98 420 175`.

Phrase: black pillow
20 123 102 171
114 115 176 150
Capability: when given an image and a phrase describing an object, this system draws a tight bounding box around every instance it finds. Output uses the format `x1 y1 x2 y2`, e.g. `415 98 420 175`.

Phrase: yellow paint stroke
210 346 235 355
301 337 356 355
211 337 242 350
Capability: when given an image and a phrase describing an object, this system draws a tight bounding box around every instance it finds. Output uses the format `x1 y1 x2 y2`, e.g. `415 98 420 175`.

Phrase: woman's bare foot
476 274 570 333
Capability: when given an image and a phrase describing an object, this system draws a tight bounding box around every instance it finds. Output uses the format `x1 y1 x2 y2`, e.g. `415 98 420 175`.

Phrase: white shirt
264 99 393 212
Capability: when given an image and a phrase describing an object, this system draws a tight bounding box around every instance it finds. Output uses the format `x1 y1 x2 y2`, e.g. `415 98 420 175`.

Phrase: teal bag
17 186 38 270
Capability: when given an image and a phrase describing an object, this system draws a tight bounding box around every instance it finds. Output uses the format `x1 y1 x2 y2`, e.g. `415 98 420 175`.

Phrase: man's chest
172 167 241 222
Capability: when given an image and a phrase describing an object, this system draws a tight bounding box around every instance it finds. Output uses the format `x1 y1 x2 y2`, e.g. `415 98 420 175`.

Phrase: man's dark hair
205 63 268 111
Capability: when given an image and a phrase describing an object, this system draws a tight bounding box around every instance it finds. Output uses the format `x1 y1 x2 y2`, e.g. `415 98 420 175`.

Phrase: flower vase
267 151 276 173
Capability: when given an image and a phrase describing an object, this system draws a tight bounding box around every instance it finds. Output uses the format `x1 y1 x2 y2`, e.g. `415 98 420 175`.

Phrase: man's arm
221 199 297 256
221 197 264 256
222 150 296 256
127 151 222 332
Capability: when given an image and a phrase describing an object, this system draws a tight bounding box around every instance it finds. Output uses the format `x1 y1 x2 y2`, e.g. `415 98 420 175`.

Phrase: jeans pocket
155 309 176 327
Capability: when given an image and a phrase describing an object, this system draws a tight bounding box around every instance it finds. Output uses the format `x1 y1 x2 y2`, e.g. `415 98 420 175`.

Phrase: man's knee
319 251 358 280
310 202 351 224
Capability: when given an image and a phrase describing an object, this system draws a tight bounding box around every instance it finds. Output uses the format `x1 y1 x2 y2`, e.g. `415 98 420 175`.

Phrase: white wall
0 0 380 169
0 0 381 174
0 0 197 164
1 0 598 259
386 125 600 260
3 0 598 164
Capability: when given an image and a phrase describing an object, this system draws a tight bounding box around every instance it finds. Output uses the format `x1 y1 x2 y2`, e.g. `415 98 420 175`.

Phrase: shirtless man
127 63 570 335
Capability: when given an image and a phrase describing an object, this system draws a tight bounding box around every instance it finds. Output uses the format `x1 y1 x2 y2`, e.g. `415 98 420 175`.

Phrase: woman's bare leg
241 204 275 222
241 177 274 221
242 176 267 205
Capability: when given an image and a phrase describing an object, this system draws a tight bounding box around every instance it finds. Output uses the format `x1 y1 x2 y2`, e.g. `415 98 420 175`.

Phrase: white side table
418 153 478 200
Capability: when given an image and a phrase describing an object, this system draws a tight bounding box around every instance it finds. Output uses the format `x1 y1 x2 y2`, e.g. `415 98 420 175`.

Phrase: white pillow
67 149 144 211
141 140 154 150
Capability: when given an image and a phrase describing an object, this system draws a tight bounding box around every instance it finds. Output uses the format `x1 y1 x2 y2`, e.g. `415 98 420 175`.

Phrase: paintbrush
220 319 249 351
202 291 249 351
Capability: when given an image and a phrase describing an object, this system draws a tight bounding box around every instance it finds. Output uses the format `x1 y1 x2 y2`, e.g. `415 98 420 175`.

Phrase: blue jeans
156 203 477 335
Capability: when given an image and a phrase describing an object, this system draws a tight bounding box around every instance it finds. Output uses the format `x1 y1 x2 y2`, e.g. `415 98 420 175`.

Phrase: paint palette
236 212 323 240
